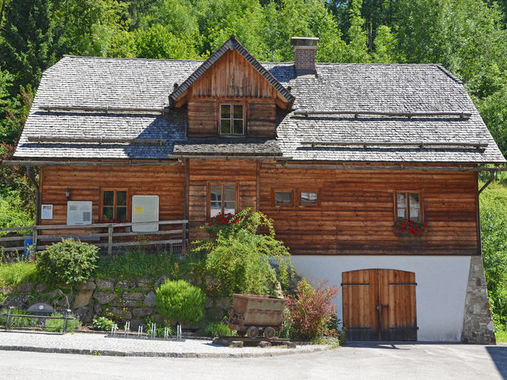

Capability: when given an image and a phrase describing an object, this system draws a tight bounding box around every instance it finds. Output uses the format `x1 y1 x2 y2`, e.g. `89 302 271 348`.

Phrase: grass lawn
0 260 37 288
496 327 507 343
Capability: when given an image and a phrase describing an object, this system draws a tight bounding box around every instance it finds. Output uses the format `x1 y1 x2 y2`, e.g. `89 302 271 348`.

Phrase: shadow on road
486 346 507 379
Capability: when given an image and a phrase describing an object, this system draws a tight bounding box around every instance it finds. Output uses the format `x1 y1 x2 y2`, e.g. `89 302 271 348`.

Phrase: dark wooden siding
187 159 257 240
259 164 479 255
39 164 185 227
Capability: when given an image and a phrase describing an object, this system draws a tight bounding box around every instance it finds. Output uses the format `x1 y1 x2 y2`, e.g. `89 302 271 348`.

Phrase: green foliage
95 249 201 281
92 316 115 331
36 239 99 287
133 25 200 59
480 182 507 327
0 0 58 89
0 260 37 287
194 209 293 298
0 192 34 235
155 279 206 325
45 312 81 332
199 321 233 337
0 308 38 328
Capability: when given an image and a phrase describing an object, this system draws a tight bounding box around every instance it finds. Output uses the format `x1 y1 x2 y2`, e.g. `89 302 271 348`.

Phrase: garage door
342 269 417 341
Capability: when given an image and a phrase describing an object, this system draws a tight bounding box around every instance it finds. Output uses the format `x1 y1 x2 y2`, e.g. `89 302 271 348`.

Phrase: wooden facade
38 160 480 257
184 50 282 138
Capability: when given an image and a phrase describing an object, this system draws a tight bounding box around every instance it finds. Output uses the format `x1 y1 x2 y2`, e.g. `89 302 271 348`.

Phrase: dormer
169 36 294 138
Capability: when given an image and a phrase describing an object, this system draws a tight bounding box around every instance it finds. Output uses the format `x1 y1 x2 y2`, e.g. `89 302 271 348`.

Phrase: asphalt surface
0 342 505 380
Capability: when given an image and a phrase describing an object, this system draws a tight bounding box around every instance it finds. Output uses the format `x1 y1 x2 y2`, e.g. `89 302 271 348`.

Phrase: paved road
0 343 505 380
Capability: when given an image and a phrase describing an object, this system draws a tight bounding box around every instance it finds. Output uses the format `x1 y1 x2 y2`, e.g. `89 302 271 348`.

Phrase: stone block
35 283 48 293
73 289 94 309
16 282 33 293
96 279 114 290
122 292 145 301
1 294 31 308
137 278 152 291
110 307 132 320
132 308 154 318
259 341 271 348
93 292 116 305
124 300 138 307
143 291 156 307
229 341 244 348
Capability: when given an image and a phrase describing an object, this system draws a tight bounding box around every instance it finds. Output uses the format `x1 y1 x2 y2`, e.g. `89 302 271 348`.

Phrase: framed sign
41 204 53 220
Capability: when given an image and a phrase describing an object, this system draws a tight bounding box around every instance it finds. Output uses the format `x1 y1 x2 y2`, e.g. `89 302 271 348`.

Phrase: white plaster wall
291 256 471 342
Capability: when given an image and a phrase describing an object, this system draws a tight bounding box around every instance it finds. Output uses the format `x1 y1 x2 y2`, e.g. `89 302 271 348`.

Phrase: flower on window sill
204 212 242 233
393 218 427 237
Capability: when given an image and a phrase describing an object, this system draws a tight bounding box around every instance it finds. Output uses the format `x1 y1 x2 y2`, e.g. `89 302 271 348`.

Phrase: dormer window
220 104 244 135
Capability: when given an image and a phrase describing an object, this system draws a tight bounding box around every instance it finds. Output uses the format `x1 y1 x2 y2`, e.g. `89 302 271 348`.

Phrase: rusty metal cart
228 294 286 339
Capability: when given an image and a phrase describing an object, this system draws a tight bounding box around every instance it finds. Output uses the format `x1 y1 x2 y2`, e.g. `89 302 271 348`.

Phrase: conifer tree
0 0 57 90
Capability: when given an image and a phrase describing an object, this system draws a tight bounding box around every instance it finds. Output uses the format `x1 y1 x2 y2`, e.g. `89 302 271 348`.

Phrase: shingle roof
14 54 505 163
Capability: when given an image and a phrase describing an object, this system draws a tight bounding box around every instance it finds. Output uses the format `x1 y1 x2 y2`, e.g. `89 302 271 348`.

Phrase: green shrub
92 316 115 331
0 192 34 236
200 321 233 337
36 239 98 287
45 312 81 332
155 280 206 325
194 209 293 298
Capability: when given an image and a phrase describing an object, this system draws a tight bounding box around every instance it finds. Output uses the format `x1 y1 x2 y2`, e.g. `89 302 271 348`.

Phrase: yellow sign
134 207 144 214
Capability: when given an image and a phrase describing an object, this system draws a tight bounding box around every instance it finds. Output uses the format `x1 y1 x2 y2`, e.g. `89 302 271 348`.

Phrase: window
220 104 244 135
300 191 318 205
209 184 236 217
102 190 127 221
395 192 422 221
274 191 292 206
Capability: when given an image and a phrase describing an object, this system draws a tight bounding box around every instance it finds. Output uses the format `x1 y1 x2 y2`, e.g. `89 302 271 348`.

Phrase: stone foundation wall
461 256 496 344
1 276 231 331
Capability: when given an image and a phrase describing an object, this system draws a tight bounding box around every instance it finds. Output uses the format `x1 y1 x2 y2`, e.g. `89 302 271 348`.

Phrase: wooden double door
342 269 417 341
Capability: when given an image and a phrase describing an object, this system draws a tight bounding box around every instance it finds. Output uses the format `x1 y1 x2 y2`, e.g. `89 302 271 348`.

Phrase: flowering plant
393 218 427 236
204 212 242 234
99 216 126 232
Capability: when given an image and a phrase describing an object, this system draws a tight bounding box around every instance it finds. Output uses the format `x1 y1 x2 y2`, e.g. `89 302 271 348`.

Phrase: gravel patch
0 331 332 358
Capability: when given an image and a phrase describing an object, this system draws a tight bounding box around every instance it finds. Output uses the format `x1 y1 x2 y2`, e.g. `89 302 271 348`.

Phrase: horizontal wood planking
259 165 479 255
188 159 257 240
187 100 217 137
39 165 185 233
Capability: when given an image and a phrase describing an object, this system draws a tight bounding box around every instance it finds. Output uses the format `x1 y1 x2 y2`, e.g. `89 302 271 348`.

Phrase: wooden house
11 36 506 343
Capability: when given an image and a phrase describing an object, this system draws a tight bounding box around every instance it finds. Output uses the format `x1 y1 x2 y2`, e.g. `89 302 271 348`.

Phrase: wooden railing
0 220 188 255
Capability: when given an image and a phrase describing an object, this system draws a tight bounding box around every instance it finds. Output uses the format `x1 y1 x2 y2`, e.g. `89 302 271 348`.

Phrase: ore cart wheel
246 326 259 339
264 327 276 339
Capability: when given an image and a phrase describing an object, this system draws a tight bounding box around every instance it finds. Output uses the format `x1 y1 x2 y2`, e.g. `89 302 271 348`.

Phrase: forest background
0 0 505 338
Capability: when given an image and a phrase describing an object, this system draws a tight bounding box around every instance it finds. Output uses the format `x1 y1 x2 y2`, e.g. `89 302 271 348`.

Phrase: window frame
298 189 320 207
219 103 245 136
272 189 295 208
100 188 129 222
393 191 424 222
207 183 239 218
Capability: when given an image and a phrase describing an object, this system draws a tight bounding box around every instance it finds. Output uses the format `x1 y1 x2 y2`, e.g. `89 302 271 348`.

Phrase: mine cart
228 294 286 339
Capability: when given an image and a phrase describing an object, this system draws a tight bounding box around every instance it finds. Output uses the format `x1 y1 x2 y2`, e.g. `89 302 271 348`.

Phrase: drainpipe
478 169 496 194
26 164 40 225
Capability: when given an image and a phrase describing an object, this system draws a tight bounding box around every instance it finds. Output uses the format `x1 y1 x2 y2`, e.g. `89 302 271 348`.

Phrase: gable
170 37 294 109
191 49 279 100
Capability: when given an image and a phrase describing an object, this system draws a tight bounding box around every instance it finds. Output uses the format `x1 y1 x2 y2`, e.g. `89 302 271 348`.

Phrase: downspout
478 169 496 194
26 164 40 225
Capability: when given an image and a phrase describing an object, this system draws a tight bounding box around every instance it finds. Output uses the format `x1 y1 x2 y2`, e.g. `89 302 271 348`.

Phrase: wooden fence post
108 224 113 255
32 226 38 257
181 222 187 255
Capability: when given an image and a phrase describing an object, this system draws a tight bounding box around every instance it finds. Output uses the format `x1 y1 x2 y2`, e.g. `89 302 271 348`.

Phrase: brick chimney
291 37 319 75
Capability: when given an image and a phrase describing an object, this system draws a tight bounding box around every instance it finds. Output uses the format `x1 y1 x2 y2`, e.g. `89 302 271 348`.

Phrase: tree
53 0 129 57
133 25 200 59
0 0 57 89
372 25 396 63
344 0 370 62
